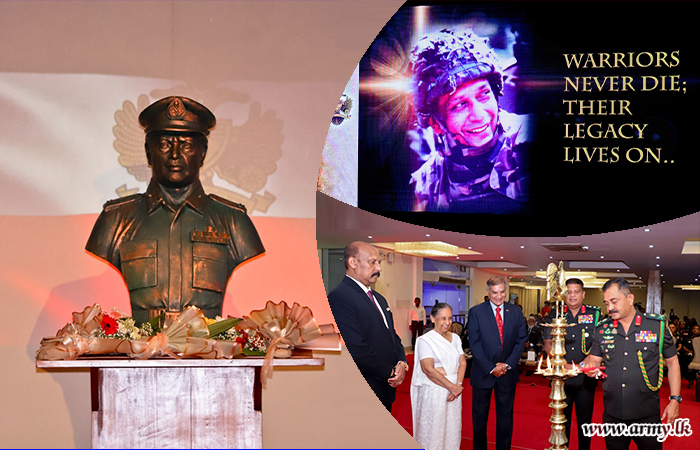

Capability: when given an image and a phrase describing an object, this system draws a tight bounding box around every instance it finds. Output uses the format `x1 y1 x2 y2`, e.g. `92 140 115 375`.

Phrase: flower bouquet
37 300 339 382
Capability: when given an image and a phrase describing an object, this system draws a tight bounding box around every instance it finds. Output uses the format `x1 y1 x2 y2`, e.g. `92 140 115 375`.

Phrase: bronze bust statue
86 97 265 324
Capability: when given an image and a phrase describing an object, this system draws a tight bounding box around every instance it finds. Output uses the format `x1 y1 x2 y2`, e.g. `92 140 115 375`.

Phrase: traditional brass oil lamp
534 262 581 450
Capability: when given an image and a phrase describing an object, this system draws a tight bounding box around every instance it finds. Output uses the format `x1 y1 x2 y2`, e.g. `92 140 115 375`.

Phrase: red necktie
496 307 503 347
368 290 387 327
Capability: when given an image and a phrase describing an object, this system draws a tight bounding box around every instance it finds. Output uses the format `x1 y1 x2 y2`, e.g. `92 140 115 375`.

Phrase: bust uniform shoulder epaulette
644 313 665 321
585 304 600 311
209 194 247 213
103 194 142 211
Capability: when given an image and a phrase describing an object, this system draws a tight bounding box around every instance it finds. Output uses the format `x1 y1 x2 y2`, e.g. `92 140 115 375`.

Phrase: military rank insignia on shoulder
644 313 665 321
103 194 141 211
209 194 247 213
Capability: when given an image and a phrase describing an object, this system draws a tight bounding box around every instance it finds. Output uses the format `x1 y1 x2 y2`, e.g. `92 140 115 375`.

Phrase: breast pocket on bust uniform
119 240 157 291
192 242 228 293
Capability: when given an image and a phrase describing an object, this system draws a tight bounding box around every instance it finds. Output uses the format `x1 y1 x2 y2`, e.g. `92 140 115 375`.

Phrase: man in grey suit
327 241 408 411
468 275 527 450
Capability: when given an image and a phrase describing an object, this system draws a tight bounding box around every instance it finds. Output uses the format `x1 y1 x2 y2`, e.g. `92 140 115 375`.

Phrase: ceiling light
582 279 607 288
541 243 588 252
673 285 700 291
535 271 597 279
394 241 458 257
569 261 629 270
681 239 700 254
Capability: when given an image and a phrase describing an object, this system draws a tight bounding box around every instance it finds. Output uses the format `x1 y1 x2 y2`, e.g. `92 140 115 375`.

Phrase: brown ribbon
235 300 340 385
36 302 337 374
37 304 241 360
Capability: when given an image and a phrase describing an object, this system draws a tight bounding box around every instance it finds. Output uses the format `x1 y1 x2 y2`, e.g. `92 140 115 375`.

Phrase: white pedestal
37 355 324 448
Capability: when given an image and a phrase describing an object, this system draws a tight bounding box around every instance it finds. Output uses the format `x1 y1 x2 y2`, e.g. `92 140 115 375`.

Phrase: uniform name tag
635 331 657 343
578 315 594 324
191 227 229 244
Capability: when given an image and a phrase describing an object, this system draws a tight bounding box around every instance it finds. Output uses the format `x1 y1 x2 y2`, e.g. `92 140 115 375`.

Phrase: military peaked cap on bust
138 96 216 136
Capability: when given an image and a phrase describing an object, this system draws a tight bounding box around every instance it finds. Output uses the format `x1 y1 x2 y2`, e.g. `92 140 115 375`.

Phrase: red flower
235 336 248 344
101 315 119 335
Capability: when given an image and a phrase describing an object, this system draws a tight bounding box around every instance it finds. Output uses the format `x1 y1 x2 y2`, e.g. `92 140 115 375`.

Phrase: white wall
375 251 423 347
469 268 494 310
0 2 421 449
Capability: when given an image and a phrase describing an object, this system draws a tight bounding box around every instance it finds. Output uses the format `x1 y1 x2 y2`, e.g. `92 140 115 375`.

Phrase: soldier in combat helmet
408 28 531 213
86 96 265 324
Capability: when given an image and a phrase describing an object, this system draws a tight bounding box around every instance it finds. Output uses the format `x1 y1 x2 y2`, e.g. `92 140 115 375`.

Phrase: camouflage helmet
410 28 503 128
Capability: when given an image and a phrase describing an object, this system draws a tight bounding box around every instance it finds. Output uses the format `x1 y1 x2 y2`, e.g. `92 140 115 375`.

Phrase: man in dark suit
526 314 543 354
327 241 408 411
467 276 527 450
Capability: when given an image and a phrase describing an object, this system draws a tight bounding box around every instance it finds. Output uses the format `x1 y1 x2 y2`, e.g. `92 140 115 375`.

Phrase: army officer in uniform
86 97 265 324
543 278 600 450
584 278 681 450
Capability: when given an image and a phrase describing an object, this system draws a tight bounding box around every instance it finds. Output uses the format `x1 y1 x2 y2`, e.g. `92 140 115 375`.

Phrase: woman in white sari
411 303 467 450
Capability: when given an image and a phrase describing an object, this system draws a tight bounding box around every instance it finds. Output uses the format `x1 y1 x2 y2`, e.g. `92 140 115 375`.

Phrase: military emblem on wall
112 89 283 214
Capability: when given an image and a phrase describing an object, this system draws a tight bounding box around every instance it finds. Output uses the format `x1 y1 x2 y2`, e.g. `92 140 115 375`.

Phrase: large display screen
355 2 699 236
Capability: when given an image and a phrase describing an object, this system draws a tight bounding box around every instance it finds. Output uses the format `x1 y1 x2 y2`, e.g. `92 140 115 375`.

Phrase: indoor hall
318 192 700 450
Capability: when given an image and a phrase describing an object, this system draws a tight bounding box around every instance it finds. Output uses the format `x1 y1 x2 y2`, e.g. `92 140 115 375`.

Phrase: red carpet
393 355 700 450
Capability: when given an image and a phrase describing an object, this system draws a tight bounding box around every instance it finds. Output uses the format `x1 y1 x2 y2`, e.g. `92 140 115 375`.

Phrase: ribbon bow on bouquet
235 301 340 385
37 304 242 360
36 304 103 360
37 301 339 379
